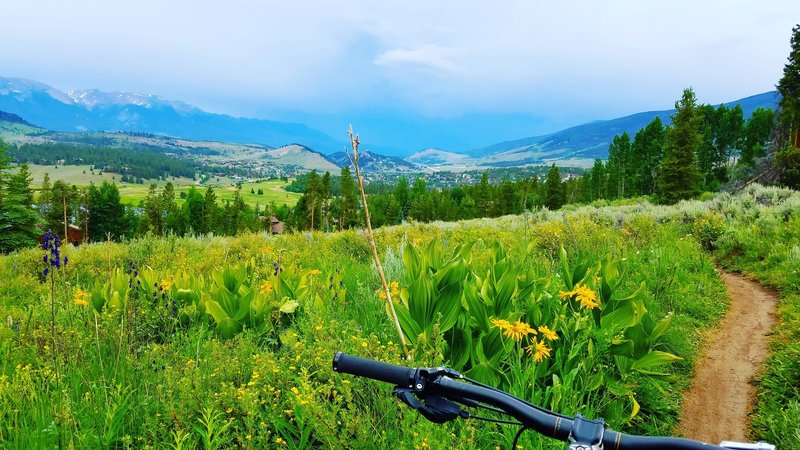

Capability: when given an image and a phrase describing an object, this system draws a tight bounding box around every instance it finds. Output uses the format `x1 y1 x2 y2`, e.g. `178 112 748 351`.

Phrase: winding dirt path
677 272 778 443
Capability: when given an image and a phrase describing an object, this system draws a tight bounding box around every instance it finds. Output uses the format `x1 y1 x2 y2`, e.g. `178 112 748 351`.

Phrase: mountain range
0 77 344 153
0 76 781 173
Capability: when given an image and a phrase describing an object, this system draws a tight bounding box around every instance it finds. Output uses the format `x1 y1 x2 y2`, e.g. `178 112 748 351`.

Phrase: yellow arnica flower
160 279 173 291
503 320 536 342
538 325 558 341
526 338 552 363
73 288 90 307
259 281 274 295
559 283 600 310
490 318 512 331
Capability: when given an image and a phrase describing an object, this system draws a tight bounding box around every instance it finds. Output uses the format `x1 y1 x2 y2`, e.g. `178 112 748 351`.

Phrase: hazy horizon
1 1 798 150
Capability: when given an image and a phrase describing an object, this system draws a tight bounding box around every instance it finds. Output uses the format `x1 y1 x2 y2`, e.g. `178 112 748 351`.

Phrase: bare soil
677 271 778 443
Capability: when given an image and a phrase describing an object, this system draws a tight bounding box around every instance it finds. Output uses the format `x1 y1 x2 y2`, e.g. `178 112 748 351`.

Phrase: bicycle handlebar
332 352 735 450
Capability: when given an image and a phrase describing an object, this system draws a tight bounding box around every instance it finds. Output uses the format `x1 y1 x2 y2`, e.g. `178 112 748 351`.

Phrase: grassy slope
0 185 795 448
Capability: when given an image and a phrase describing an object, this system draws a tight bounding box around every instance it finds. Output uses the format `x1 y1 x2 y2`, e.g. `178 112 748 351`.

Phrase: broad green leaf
632 351 683 371
391 303 420 344
279 299 299 314
650 313 674 342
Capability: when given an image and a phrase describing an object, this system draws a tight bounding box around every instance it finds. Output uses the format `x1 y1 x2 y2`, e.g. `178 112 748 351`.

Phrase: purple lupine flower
43 255 48 263
64 256 68 266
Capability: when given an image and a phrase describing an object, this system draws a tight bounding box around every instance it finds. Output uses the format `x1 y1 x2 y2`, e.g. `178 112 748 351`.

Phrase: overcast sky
1 1 798 150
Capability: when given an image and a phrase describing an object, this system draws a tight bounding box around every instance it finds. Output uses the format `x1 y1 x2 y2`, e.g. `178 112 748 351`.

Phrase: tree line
9 143 198 180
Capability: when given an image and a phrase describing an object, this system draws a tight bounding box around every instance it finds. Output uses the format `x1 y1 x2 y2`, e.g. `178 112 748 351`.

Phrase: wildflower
559 283 600 309
73 289 90 307
275 437 287 446
490 318 512 331
259 281 274 295
160 279 173 291
504 320 536 341
526 338 552 363
307 269 322 276
538 325 558 341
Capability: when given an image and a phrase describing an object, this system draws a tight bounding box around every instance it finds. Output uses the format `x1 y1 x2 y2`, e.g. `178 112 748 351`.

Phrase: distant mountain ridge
0 76 344 152
467 91 781 163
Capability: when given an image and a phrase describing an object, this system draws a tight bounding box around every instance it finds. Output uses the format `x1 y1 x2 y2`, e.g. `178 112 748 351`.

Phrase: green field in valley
22 164 301 208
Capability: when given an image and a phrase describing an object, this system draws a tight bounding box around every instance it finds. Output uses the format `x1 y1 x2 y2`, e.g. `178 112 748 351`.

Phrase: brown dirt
677 271 778 443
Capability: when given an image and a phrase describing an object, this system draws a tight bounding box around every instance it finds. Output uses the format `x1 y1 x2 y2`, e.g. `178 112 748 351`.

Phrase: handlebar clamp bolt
415 383 423 390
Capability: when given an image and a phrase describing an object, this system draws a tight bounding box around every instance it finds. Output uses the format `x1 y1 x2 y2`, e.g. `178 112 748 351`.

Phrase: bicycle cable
460 375 573 420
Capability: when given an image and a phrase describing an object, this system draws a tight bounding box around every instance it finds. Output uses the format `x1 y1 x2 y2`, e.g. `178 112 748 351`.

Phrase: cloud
374 45 458 74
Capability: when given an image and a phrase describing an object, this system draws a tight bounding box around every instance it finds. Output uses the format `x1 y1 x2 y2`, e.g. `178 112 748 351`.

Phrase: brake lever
393 386 468 424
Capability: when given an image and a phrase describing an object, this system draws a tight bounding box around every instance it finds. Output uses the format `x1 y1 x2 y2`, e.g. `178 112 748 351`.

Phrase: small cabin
67 225 85 245
270 216 284 235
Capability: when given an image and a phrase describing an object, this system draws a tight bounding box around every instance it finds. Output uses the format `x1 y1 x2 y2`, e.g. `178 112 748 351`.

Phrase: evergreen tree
88 181 128 241
203 186 220 234
321 171 332 231
0 164 41 252
162 183 182 235
544 164 564 210
338 166 358 230
657 88 703 204
776 24 800 187
777 24 800 148
474 172 491 213
498 180 516 215
394 176 410 220
304 170 321 230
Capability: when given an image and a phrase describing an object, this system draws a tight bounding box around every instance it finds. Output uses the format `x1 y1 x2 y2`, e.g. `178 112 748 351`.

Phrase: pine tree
778 24 800 148
338 166 358 230
0 163 41 252
203 186 219 234
776 24 800 187
394 176 410 220
657 88 703 204
321 171 332 231
88 181 128 241
544 164 564 210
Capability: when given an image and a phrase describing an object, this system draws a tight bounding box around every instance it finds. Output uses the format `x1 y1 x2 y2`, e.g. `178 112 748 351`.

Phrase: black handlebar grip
333 352 417 387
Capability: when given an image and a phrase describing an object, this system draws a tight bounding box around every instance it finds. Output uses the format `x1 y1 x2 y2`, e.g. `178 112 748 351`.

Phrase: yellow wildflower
503 320 536 342
307 269 322 276
275 437 287 446
376 289 388 300
526 338 552 363
259 281 274 295
574 284 600 309
160 279 173 291
538 325 558 341
559 283 600 310
73 289 90 307
490 318 511 331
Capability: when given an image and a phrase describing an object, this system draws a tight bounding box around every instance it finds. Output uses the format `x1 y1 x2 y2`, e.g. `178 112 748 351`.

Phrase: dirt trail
677 272 778 443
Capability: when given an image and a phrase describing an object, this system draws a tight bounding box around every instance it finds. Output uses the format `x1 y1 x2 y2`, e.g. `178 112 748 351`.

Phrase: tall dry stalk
346 125 409 359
